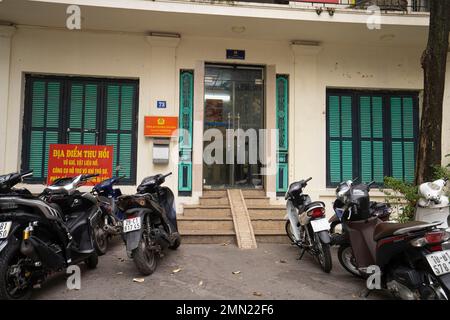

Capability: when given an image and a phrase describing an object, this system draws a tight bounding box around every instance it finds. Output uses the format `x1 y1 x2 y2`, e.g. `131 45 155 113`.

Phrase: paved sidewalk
32 240 390 300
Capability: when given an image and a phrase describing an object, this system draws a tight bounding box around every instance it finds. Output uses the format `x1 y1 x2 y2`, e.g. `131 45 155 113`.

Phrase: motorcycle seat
304 201 325 212
373 221 429 241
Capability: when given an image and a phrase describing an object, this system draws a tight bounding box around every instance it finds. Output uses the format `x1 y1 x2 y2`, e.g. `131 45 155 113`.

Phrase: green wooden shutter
68 83 98 145
390 96 417 183
26 79 62 181
359 95 384 184
105 83 136 181
178 70 194 194
276 75 289 194
328 94 354 185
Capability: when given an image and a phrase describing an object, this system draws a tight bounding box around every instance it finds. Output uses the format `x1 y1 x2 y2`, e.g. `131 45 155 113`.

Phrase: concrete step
180 230 236 244
251 219 285 233
199 196 229 206
249 211 285 219
247 206 285 217
202 190 227 197
244 197 271 206
183 205 231 217
241 189 266 197
178 217 234 232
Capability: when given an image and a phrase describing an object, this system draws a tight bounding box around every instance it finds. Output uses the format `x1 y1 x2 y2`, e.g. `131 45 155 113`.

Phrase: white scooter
415 178 450 230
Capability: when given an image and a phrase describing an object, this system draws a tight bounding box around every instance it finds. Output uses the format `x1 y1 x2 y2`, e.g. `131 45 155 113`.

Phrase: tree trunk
415 1 450 185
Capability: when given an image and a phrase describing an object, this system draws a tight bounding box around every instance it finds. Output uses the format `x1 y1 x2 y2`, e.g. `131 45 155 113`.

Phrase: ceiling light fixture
149 31 181 38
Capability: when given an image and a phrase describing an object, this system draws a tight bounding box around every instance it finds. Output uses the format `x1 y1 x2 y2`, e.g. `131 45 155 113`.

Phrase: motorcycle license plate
310 218 330 232
123 217 141 233
426 250 450 276
0 222 12 239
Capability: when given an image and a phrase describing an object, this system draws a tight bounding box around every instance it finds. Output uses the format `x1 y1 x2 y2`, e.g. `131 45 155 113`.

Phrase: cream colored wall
4 27 165 195
0 26 16 174
294 43 425 210
3 26 448 215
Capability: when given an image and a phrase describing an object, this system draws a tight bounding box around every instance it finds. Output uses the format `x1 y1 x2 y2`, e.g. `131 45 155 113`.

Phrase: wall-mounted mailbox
152 138 170 164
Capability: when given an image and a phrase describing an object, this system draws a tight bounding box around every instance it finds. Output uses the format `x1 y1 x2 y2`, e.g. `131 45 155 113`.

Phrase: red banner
47 144 113 186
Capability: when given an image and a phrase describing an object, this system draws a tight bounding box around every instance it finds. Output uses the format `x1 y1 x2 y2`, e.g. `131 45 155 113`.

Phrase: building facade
0 0 448 218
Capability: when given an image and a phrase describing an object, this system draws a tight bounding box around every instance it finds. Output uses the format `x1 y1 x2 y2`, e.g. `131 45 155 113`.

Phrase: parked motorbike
333 179 450 300
284 177 332 273
415 178 450 230
117 172 180 276
0 171 100 300
91 176 125 255
329 183 392 245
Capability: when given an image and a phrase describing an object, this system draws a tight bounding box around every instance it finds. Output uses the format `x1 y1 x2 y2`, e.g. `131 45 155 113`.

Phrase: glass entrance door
203 64 264 189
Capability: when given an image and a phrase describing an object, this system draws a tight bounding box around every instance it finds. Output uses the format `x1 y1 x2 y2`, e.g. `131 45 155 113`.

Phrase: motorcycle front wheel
0 242 33 300
132 230 158 276
93 218 108 256
313 233 332 273
285 220 296 244
337 244 364 278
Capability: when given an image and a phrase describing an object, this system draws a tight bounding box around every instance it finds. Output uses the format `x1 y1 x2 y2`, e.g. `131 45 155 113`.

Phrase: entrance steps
178 189 288 245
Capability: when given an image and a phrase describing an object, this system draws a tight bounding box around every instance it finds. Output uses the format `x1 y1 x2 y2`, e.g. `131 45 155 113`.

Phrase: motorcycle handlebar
162 172 172 179
305 177 312 183
20 170 34 178
82 174 100 181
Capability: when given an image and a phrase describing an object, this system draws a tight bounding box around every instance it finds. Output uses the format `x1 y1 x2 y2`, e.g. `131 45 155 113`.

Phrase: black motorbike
333 179 450 300
91 176 125 255
0 171 100 300
117 172 180 276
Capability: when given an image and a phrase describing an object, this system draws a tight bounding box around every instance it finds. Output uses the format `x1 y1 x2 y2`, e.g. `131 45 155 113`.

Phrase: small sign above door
226 49 245 60
157 100 167 109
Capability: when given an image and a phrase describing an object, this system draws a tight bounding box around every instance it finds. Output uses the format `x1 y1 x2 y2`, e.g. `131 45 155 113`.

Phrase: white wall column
265 65 277 199
0 26 15 173
145 35 180 192
192 61 205 200
291 43 324 192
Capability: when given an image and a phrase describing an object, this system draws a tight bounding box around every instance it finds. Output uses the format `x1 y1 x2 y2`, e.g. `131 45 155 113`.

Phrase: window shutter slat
29 131 44 177
341 96 352 138
342 140 353 181
44 132 59 178
31 81 45 128
46 82 60 128
106 133 118 172
372 96 383 138
328 96 340 138
404 142 415 183
392 141 403 180
107 85 120 130
361 140 372 182
373 141 384 183
390 97 402 139
360 96 371 138
120 85 134 131
330 140 341 183
70 84 83 129
119 134 132 177
402 97 414 139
